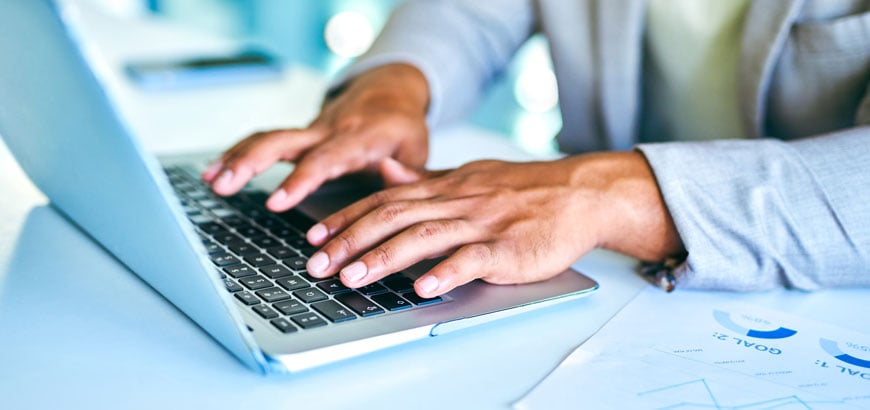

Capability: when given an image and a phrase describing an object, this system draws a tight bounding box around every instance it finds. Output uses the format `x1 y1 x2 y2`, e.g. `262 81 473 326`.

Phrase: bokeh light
514 67 559 113
513 112 561 156
324 11 375 58
512 39 559 113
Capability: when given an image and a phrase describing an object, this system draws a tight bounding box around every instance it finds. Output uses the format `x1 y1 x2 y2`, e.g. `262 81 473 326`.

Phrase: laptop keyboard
164 165 443 334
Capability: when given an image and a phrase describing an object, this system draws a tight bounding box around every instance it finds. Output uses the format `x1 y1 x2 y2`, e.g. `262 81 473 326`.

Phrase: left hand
304 152 684 298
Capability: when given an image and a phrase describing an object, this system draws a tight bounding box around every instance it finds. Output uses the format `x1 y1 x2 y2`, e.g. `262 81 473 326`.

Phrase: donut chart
713 310 797 339
819 338 870 369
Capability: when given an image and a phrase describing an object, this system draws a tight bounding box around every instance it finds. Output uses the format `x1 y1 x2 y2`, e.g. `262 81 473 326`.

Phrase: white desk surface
0 3 867 409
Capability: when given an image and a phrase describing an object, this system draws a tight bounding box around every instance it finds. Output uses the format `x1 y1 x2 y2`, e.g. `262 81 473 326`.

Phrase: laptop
0 0 598 373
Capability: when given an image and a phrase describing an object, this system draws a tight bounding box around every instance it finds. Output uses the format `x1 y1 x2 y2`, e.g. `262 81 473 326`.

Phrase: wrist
568 151 684 262
342 63 430 115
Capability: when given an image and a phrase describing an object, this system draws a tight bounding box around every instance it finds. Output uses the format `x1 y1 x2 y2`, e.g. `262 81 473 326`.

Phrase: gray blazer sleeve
331 0 535 127
637 124 870 291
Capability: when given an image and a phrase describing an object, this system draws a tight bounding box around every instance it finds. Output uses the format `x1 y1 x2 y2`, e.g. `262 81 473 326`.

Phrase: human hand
201 63 430 212
304 152 685 298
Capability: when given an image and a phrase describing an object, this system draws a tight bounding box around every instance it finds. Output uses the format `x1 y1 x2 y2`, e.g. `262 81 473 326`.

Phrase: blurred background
83 0 562 156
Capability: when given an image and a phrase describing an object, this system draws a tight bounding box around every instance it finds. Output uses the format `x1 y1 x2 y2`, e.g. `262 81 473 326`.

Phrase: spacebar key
335 292 384 317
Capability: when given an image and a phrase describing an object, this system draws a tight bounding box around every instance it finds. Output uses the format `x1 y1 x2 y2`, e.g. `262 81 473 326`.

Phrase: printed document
515 286 870 409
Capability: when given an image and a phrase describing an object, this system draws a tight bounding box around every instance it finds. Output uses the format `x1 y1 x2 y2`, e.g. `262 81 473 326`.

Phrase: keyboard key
254 216 285 229
275 275 309 291
317 279 351 295
198 222 224 234
255 287 291 303
260 265 293 279
292 287 328 304
284 257 308 272
244 254 276 267
224 279 244 293
221 216 245 228
252 236 280 248
270 318 297 334
402 292 443 306
283 236 308 248
242 207 269 219
335 292 385 317
252 304 279 319
198 199 220 209
210 253 240 267
213 232 243 245
298 246 318 257
236 225 266 238
227 241 261 256
239 275 272 290
358 283 388 296
273 299 308 316
190 214 213 224
266 246 296 259
223 264 256 278
269 227 298 238
299 271 329 283
235 291 260 305
312 300 356 323
382 275 415 293
290 312 327 329
203 241 223 255
212 208 235 218
371 292 412 311
187 190 209 200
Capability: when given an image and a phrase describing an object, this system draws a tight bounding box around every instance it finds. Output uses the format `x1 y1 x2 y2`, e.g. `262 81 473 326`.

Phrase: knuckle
412 220 448 240
329 233 359 258
435 261 462 281
369 246 396 268
325 214 350 232
334 115 365 133
466 243 497 264
369 189 393 206
374 202 407 224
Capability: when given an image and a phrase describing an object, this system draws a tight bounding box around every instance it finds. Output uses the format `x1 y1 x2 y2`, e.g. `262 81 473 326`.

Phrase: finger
380 157 425 187
210 129 323 196
201 159 224 182
306 197 464 278
305 181 440 246
414 243 499 298
263 141 369 212
337 219 476 289
202 134 263 183
264 132 410 212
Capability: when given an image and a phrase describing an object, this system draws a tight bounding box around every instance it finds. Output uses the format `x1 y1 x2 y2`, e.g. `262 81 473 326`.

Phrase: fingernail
214 169 234 191
307 252 329 275
307 223 328 244
417 275 439 294
341 261 367 283
267 188 287 208
202 160 223 181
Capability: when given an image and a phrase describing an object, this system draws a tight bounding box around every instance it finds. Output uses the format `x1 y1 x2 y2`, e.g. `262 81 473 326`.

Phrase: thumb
379 157 426 187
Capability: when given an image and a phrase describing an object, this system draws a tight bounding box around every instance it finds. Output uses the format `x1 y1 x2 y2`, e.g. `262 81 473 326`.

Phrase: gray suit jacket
342 0 870 290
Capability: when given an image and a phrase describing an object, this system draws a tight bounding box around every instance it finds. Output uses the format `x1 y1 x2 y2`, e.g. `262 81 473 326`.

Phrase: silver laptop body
0 0 598 373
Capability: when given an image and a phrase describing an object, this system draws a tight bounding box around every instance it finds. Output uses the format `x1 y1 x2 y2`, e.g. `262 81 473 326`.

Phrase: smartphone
124 49 283 90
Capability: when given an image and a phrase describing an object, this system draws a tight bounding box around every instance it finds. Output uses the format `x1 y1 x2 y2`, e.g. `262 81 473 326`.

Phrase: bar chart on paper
515 287 870 409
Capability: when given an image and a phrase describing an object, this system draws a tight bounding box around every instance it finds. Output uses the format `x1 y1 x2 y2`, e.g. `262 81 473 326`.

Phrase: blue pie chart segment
713 310 797 339
820 338 870 369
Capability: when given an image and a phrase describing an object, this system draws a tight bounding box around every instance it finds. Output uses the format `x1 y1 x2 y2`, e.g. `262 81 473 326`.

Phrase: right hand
201 63 431 212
